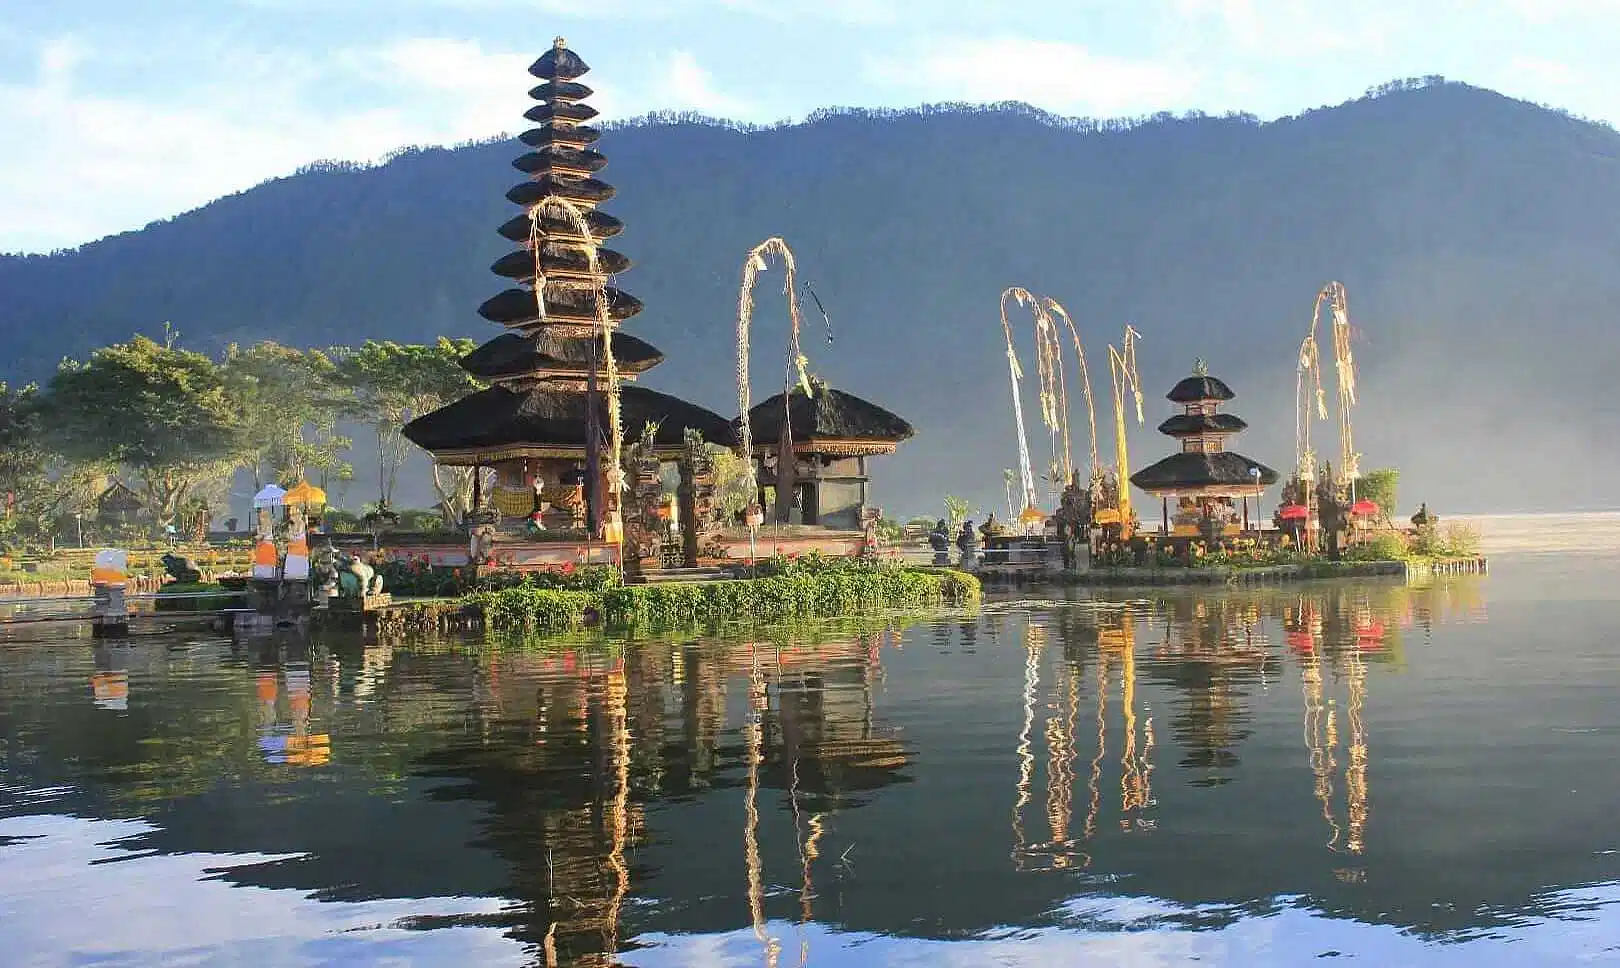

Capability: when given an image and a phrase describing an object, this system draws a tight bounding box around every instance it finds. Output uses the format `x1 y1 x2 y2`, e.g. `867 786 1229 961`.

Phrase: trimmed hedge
455 567 980 634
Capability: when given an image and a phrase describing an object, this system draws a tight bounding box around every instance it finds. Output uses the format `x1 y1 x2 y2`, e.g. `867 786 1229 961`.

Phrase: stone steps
633 567 730 585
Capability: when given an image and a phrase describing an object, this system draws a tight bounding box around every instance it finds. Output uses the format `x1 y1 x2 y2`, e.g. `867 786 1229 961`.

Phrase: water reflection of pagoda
1146 596 1270 785
408 634 904 965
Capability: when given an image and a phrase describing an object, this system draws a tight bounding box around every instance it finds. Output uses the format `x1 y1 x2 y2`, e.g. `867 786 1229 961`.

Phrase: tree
711 446 754 519
222 341 352 490
943 495 973 532
0 382 89 544
46 334 241 529
1358 468 1399 525
333 338 481 519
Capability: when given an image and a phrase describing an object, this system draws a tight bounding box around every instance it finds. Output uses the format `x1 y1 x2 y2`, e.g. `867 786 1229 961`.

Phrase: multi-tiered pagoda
404 38 730 533
1130 361 1278 536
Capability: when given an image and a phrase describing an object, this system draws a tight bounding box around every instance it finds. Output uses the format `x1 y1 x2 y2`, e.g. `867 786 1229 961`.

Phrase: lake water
3 514 1619 966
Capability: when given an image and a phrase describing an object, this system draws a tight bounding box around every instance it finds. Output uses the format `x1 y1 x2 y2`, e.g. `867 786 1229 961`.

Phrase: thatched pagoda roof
519 124 601 149
529 40 589 81
527 80 592 102
522 101 599 125
1167 374 1236 403
459 332 663 379
1158 413 1248 436
738 384 915 455
1131 452 1279 496
506 175 615 207
490 243 630 280
497 209 622 243
512 146 607 175
478 285 643 327
403 385 731 464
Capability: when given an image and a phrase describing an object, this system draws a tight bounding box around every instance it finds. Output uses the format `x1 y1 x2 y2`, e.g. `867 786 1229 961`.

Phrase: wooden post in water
91 548 131 639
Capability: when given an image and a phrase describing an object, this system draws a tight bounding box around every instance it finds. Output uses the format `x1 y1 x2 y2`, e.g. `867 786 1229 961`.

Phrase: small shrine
402 39 731 561
1130 361 1279 537
739 381 914 530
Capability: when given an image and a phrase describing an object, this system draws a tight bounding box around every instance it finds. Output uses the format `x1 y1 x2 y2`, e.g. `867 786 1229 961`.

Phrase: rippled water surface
4 514 1620 966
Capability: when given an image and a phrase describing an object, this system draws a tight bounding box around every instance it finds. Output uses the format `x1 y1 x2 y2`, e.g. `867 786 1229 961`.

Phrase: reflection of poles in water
603 668 631 961
745 649 782 968
1344 648 1369 854
1102 615 1153 825
1085 647 1107 844
1011 619 1042 861
1044 655 1078 864
1300 649 1341 849
782 663 812 968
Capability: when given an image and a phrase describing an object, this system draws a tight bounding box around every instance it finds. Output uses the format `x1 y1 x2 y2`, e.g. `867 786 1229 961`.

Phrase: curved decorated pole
527 196 625 556
1305 282 1358 491
1043 297 1101 487
1106 326 1145 538
736 238 814 525
1032 308 1068 500
999 287 1042 514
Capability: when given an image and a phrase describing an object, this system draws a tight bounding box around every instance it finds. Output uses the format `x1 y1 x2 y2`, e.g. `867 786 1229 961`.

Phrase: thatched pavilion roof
403 384 731 464
1131 452 1279 496
738 385 915 454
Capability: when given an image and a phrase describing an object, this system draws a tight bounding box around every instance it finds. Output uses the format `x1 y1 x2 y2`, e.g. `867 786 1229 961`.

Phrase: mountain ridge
4 79 1618 517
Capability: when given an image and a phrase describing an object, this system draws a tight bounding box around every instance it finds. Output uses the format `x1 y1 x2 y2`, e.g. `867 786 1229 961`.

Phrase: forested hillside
6 79 1619 515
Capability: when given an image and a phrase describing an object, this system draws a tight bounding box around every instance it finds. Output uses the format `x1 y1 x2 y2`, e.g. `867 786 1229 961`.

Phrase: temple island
964 300 1486 583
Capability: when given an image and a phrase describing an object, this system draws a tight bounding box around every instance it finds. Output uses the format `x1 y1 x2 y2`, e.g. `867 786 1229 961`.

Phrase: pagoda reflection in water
389 632 906 967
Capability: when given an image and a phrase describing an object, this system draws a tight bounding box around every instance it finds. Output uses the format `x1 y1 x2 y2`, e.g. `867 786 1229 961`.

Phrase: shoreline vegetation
363 561 981 636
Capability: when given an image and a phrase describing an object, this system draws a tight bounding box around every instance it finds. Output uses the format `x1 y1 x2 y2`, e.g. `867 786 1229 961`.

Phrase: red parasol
1350 499 1380 516
1278 504 1309 521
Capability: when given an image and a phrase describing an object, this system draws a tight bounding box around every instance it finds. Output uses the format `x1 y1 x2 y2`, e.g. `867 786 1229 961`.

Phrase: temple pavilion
1130 361 1279 536
403 39 730 535
739 381 914 530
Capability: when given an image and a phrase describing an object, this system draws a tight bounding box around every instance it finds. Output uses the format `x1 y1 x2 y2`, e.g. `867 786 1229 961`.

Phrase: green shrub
1440 522 1480 557
446 566 978 634
1345 532 1409 562
463 587 597 632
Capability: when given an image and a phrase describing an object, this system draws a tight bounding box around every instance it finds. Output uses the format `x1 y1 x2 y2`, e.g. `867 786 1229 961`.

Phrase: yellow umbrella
1019 505 1048 526
283 480 327 506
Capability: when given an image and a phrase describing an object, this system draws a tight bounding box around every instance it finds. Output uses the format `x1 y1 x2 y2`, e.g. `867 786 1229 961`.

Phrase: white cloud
0 37 431 253
1506 55 1578 90
1171 0 1394 55
658 49 758 118
1498 0 1620 23
869 37 1200 117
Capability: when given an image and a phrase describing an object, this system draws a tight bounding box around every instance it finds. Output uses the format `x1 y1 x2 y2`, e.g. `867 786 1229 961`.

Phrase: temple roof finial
1193 357 1208 377
553 36 567 50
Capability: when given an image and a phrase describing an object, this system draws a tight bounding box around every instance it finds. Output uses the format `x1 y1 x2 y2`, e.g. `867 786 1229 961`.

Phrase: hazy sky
2 0 1614 253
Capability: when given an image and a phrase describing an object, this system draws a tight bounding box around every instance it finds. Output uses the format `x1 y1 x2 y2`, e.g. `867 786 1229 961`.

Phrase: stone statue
161 552 203 584
957 520 981 569
1054 476 1091 570
311 542 341 599
928 519 952 566
470 524 497 565
338 555 385 598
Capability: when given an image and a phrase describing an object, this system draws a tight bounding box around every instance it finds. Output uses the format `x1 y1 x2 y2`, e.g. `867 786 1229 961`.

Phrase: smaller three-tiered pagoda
1130 361 1278 536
